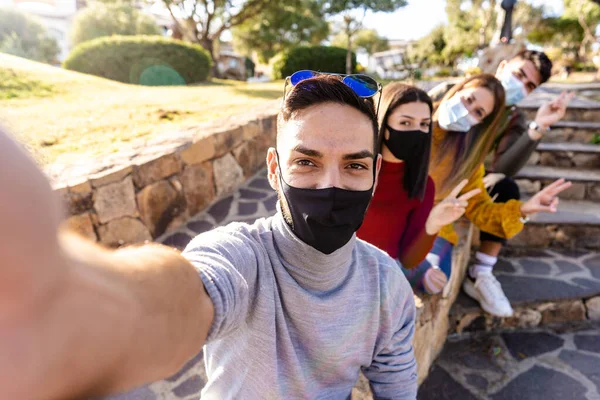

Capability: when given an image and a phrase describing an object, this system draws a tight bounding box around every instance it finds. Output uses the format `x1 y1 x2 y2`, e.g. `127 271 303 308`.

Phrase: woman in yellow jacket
403 74 571 311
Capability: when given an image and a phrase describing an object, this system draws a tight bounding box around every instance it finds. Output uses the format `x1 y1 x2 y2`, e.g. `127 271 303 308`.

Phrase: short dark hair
513 50 553 85
278 75 379 153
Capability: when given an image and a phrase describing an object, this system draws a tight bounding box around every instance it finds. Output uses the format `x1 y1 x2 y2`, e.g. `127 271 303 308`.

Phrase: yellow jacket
430 125 524 245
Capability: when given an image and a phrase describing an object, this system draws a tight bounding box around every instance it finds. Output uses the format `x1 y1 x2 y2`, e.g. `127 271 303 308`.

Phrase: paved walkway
418 327 600 400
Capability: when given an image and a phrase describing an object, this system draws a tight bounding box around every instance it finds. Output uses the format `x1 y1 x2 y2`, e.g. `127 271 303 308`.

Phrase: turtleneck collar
270 211 355 292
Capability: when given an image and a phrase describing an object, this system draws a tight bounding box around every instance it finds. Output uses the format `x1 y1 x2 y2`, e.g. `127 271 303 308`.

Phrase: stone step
511 199 600 249
515 165 600 201
530 142 600 169
520 90 600 123
449 248 600 335
542 121 600 144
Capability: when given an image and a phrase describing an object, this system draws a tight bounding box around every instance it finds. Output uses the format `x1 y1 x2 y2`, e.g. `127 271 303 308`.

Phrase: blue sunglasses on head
283 70 382 113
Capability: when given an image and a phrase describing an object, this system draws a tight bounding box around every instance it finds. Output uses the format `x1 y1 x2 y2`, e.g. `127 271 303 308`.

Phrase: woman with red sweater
358 83 479 294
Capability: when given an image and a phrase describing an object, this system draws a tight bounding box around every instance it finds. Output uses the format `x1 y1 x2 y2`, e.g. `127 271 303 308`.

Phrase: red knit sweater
358 161 436 269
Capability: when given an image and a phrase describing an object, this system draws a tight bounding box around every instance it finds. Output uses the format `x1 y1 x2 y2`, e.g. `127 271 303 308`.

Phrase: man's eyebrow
291 145 323 158
520 67 538 89
343 150 374 160
399 115 415 119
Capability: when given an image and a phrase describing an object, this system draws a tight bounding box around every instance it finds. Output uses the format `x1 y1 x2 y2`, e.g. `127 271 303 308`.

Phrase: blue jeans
401 236 453 293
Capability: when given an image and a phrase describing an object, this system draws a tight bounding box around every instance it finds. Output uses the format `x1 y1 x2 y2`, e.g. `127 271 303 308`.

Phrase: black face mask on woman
383 125 431 199
278 166 374 255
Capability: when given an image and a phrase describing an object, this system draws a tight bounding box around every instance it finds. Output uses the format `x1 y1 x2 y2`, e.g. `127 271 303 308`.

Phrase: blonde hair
432 74 506 195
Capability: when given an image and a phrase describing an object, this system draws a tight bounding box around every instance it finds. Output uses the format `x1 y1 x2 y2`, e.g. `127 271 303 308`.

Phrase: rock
180 162 215 216
213 127 244 157
69 179 92 194
588 184 600 201
233 138 269 178
515 179 541 194
98 217 152 246
514 309 542 328
62 213 97 241
213 153 245 197
539 152 571 168
527 152 541 165
540 300 586 325
94 176 138 224
585 296 600 320
136 180 181 237
68 190 94 215
511 225 552 248
179 136 216 165
572 153 599 169
133 153 182 188
242 119 261 140
89 166 133 188
556 182 586 200
260 115 277 140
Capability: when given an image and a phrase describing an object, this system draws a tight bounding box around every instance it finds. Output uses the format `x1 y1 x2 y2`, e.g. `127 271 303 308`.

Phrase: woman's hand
520 178 572 217
483 173 505 189
425 179 481 235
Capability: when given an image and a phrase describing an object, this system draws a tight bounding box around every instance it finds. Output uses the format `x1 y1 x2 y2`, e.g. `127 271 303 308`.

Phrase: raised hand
520 179 572 217
534 91 576 132
425 179 481 235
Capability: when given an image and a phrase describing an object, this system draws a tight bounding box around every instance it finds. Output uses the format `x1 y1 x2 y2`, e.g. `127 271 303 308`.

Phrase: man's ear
266 147 279 191
496 60 507 76
372 153 383 195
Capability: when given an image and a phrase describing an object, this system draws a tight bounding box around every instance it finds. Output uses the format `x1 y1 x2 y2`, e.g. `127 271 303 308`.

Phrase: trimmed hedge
272 46 356 79
64 36 212 85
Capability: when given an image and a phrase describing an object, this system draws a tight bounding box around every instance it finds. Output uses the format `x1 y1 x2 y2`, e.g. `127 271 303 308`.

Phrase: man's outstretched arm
0 128 214 400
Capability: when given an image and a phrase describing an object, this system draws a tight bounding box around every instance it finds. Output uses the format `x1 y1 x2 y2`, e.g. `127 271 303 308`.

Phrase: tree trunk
345 16 353 75
200 37 219 78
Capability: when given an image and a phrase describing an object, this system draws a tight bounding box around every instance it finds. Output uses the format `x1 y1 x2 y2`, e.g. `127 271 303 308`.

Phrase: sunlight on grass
0 54 283 166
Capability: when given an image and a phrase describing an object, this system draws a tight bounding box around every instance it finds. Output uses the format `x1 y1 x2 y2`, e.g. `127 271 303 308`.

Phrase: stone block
180 162 215 216
556 182 586 200
572 153 599 169
261 115 277 140
68 191 94 215
233 138 269 178
213 127 244 157
539 152 572 168
512 225 552 248
242 119 261 140
527 152 541 166
515 179 541 194
136 180 181 237
68 180 92 194
213 153 245 197
540 300 586 325
133 154 182 188
89 166 133 188
94 176 137 224
179 136 216 165
585 296 600 320
98 217 152 247
588 184 600 201
504 308 542 329
62 213 97 241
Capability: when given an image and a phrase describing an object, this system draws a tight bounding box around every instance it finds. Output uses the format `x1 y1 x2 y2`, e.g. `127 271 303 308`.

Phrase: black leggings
479 177 521 245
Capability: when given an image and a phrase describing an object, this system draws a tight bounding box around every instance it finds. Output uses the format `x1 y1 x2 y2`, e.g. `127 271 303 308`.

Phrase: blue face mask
437 95 480 132
499 71 528 106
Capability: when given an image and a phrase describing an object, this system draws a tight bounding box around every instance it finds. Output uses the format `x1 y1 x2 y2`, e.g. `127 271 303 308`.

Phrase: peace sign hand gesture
520 179 572 217
533 91 576 135
425 179 481 235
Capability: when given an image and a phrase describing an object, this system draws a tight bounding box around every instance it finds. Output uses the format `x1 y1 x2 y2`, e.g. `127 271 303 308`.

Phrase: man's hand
520 179 572 217
425 179 481 235
532 91 576 139
483 173 506 190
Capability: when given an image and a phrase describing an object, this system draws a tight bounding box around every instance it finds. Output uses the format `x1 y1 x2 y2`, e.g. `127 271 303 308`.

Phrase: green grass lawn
0 53 283 166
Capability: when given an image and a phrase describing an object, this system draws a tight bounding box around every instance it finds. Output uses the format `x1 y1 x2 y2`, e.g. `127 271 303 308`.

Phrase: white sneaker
463 271 514 317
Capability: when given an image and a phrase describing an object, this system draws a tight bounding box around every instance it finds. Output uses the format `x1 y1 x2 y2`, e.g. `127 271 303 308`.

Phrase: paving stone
437 336 504 373
106 386 156 400
586 297 600 320
239 188 270 200
238 201 258 216
465 373 489 391
172 375 204 397
574 334 600 354
558 350 600 393
502 332 564 360
520 259 552 275
572 278 600 291
264 195 278 212
555 260 583 275
249 176 273 190
494 259 516 274
187 220 214 234
497 275 597 304
166 350 204 382
417 365 479 400
161 232 192 251
555 249 590 259
490 365 587 400
584 256 600 280
208 196 234 223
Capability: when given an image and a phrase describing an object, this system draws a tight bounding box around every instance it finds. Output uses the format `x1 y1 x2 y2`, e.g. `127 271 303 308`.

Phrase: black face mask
279 170 374 255
383 126 431 200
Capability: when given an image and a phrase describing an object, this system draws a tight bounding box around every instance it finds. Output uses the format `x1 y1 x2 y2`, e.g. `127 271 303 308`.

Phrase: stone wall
50 102 279 246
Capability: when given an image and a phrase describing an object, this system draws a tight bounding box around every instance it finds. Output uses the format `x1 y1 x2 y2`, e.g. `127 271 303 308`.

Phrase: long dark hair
377 82 433 200
432 74 506 196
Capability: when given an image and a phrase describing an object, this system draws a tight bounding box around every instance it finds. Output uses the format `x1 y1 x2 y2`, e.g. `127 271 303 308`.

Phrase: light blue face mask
499 71 528 106
437 95 480 132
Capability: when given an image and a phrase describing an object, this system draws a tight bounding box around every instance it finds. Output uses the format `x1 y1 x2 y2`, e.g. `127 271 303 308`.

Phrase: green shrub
434 67 453 78
272 45 356 79
0 8 59 64
64 36 212 85
70 2 161 46
592 134 600 145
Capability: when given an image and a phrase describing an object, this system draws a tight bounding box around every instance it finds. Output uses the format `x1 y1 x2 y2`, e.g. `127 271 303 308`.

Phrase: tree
564 0 600 59
70 2 161 46
326 0 407 74
232 0 328 64
160 0 279 70
331 28 389 56
0 8 59 64
408 24 447 66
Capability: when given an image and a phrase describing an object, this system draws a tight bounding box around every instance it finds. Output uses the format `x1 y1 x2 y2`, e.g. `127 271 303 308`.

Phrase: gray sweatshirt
182 212 418 399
